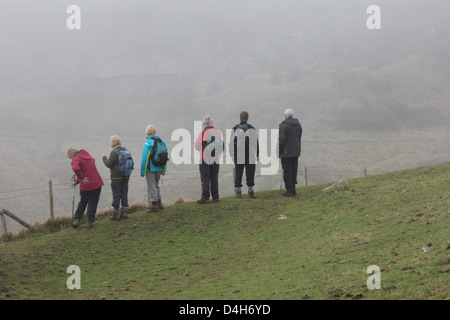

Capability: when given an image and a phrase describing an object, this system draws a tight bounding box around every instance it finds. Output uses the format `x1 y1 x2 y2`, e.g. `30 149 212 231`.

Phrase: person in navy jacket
278 109 302 196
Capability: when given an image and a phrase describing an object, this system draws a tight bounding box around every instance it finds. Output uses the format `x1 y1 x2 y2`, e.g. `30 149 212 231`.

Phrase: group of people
65 109 302 228
66 125 168 228
195 109 303 202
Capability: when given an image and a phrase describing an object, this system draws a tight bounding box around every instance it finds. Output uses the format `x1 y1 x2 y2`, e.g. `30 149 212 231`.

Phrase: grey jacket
278 117 302 158
102 145 127 179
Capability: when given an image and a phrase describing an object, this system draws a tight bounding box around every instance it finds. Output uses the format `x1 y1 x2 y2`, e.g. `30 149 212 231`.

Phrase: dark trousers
74 187 102 222
234 163 256 188
199 160 220 200
281 157 299 189
111 177 129 210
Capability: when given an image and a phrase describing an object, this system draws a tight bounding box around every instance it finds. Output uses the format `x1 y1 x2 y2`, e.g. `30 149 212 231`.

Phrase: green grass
0 163 449 300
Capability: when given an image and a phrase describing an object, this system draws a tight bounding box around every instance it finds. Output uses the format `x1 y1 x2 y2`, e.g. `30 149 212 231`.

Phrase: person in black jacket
229 111 259 199
278 109 302 196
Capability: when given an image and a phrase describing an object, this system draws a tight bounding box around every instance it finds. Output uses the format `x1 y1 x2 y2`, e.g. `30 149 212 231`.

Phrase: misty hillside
1 0 450 232
197 54 450 132
2 0 450 136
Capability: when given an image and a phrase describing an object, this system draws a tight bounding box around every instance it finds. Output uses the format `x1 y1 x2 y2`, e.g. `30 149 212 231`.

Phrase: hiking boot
110 210 121 221
72 219 80 228
147 205 160 213
235 191 242 199
248 191 256 199
158 202 165 210
212 198 220 203
120 207 128 219
282 189 295 196
197 198 210 204
283 186 297 196
86 220 94 229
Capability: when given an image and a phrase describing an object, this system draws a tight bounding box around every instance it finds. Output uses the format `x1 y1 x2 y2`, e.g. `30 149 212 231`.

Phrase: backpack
234 123 249 152
114 148 134 176
149 137 169 168
233 124 258 164
205 128 224 158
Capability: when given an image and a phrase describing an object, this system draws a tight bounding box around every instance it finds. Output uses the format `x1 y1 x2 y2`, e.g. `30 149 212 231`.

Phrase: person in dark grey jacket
229 111 260 199
278 109 302 196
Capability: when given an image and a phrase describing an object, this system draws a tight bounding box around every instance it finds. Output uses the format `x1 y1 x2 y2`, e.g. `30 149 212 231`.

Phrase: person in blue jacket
141 124 167 212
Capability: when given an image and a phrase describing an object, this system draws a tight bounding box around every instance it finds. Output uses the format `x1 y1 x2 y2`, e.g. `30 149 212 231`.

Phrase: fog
1 0 450 232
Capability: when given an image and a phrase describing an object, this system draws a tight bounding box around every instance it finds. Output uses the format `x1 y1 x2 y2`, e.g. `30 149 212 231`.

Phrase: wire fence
0 166 384 234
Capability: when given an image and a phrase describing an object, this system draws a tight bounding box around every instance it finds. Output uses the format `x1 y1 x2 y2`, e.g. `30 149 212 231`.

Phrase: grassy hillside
0 162 449 300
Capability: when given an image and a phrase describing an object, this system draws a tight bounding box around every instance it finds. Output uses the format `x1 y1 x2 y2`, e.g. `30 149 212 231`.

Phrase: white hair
284 108 294 118
203 115 213 126
146 124 157 136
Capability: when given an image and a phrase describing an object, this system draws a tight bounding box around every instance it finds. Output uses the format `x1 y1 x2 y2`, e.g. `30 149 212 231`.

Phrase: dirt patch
401 266 415 271
328 288 364 300
437 257 450 266
383 286 397 291
0 283 14 299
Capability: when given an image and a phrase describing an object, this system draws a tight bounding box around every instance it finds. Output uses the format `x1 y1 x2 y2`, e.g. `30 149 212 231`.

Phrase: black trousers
74 187 102 222
281 157 299 189
234 163 256 188
199 160 220 200
111 177 129 210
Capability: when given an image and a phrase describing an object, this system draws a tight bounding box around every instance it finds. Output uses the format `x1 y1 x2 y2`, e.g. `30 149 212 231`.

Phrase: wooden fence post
364 168 367 177
233 167 236 196
304 167 308 186
0 210 7 235
48 180 54 219
280 160 283 191
2 209 31 230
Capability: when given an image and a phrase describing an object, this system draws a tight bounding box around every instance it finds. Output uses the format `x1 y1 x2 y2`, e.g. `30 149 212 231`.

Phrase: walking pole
71 174 76 220
280 159 283 192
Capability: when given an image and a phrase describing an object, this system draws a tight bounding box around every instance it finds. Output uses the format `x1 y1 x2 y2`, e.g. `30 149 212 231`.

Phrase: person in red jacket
66 148 104 228
194 115 224 203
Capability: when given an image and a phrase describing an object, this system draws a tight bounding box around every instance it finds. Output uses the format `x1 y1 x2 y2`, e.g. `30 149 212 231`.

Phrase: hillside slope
0 162 449 300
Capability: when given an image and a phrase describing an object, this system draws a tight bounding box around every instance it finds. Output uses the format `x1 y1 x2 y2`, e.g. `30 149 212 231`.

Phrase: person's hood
76 149 92 160
281 117 300 127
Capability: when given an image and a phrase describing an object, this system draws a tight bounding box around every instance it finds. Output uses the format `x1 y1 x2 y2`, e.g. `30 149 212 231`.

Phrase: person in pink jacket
66 148 104 228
